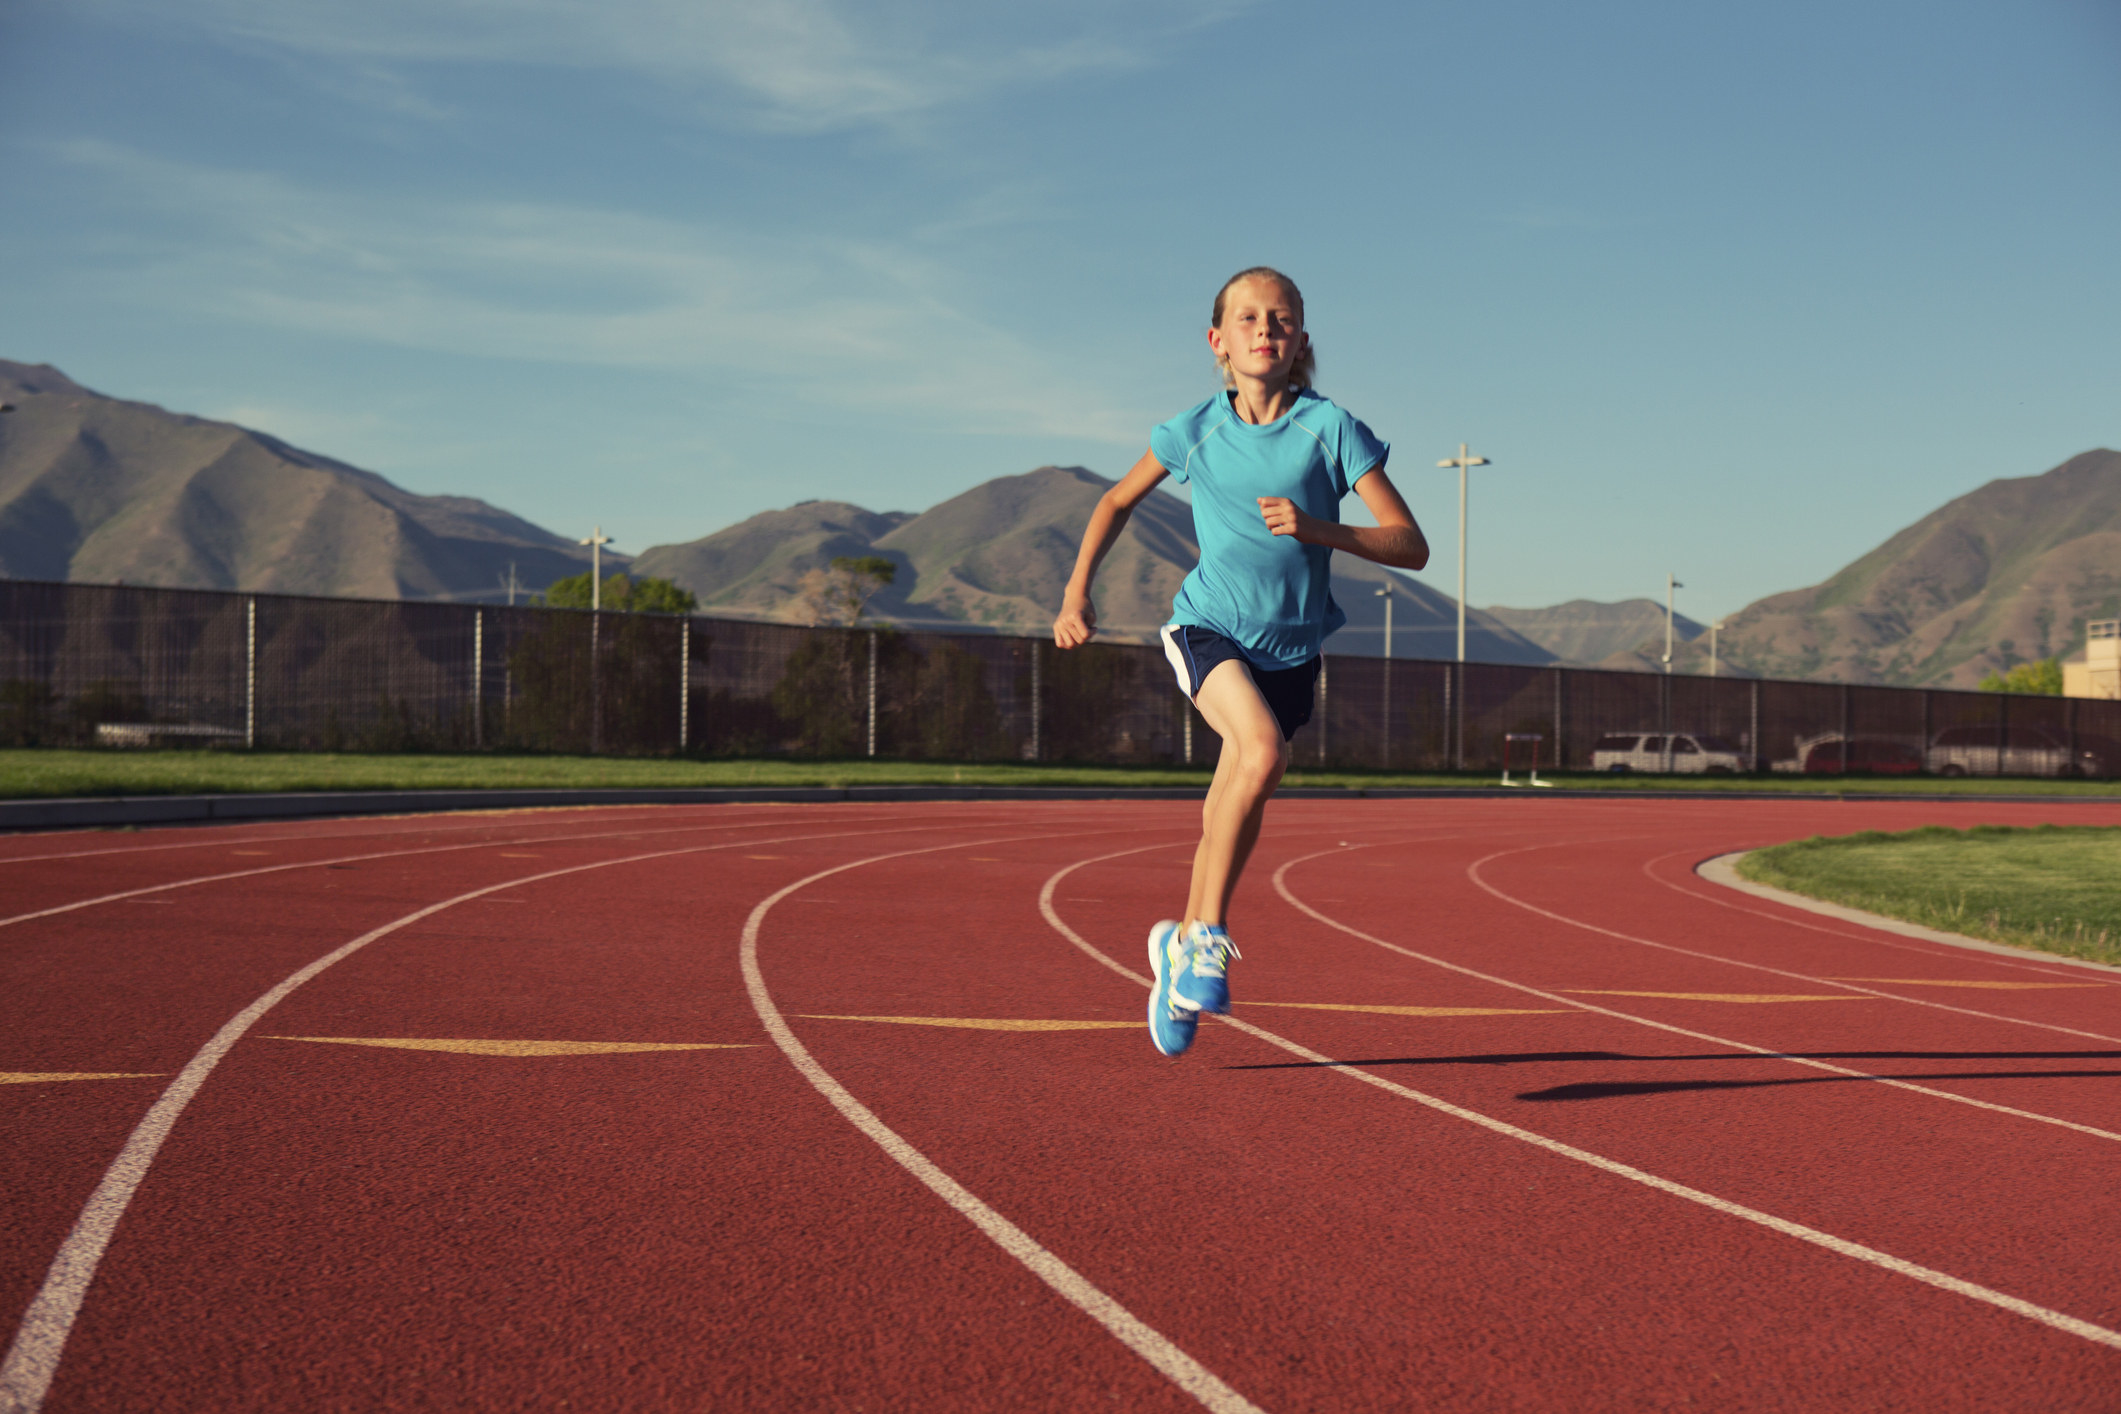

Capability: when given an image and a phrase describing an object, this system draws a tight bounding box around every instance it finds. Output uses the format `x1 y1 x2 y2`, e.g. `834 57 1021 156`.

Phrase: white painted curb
1697 851 2121 975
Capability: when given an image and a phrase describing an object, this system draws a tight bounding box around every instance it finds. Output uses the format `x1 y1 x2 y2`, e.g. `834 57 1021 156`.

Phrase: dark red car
1802 736 1924 775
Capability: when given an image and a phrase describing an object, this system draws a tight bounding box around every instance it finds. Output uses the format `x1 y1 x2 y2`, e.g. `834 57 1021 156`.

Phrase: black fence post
1553 666 1566 769
1840 683 1851 774
1749 679 1761 772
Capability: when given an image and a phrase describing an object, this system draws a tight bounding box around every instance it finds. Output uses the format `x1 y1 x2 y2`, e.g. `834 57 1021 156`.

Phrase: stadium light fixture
1664 573 1685 674
1436 443 1490 662
580 526 614 610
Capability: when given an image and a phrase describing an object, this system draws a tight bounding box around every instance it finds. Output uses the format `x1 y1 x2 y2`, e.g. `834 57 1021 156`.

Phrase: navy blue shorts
1159 625 1321 742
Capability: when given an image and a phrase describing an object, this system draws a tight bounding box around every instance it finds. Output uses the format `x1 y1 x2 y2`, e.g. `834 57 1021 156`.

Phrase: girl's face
1209 277 1307 385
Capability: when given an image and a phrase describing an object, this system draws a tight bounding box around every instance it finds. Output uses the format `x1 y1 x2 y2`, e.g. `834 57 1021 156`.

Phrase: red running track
3 797 2120 1411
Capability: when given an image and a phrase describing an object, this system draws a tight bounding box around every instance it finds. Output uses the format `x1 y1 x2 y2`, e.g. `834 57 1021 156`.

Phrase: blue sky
2 0 2117 621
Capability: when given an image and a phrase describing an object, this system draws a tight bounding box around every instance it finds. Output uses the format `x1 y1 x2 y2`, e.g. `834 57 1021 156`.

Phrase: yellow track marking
0 1072 164 1084
1562 991 1868 1004
800 1015 1136 1031
498 852 541 858
265 1036 750 1056
1827 978 2103 990
1247 1002 1566 1017
745 854 786 860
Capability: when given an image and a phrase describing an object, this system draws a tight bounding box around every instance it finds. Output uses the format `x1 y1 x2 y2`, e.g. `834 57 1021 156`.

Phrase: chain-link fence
3 577 2118 777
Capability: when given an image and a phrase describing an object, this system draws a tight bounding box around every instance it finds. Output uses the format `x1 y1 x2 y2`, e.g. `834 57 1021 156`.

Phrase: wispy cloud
94 0 1248 132
47 139 1144 441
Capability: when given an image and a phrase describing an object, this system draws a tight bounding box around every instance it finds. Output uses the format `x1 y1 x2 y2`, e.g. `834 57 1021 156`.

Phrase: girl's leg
1184 659 1291 928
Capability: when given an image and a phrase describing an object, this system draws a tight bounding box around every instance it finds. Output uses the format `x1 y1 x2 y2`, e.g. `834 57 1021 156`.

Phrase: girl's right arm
1054 448 1168 649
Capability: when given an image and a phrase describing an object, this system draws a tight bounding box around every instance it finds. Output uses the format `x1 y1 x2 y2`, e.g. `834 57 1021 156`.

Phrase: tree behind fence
2 578 2116 776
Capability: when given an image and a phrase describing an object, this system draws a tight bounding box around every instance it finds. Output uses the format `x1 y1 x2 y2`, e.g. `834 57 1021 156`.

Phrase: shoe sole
1145 920 1196 1057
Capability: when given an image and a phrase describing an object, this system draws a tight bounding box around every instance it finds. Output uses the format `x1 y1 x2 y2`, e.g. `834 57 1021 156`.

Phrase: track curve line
0 811 913 934
1466 841 2121 1045
0 808 722 867
740 831 1266 1414
0 820 935 1414
1270 844 2121 1144
1037 850 2121 1360
1642 850 2121 985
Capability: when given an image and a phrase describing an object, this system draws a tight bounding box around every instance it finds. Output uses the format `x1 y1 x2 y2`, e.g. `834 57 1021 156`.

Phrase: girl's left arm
1258 467 1430 570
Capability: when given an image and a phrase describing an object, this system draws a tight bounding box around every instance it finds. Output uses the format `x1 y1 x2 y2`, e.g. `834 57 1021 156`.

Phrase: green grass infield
1739 823 2121 968
4 748 2121 801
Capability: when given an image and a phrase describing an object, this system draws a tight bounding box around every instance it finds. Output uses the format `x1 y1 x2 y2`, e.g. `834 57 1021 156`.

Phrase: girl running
1053 266 1430 1056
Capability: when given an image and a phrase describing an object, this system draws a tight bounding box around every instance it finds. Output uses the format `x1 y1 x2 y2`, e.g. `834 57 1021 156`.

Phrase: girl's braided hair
1211 266 1316 390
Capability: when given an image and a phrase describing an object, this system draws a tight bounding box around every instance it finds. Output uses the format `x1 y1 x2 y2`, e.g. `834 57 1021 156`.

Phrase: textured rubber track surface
4 797 2120 1411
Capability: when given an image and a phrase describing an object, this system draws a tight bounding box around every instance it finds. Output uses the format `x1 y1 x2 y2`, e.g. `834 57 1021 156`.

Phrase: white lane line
0 820 943 1414
1272 844 2121 1143
0 806 757 866
1467 841 2121 1046
740 834 1265 1414
1036 850 2121 1358
1658 850 2121 984
0 810 926 934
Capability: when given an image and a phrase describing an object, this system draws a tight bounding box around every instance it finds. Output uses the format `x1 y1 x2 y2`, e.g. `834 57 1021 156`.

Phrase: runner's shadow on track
1228 1050 2121 1095
1519 1069 2121 1101
1229 1050 1643 1070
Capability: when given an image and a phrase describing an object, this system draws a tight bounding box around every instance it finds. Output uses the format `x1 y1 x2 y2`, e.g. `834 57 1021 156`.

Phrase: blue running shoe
1146 919 1199 1057
1176 923 1240 1014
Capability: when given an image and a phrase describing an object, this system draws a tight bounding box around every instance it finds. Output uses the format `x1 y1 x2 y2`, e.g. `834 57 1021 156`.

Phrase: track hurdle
1501 732 1552 787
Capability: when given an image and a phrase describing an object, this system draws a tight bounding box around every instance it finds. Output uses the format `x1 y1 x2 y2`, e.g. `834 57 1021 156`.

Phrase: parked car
1591 732 1746 774
1926 725 2114 778
1800 736 1924 775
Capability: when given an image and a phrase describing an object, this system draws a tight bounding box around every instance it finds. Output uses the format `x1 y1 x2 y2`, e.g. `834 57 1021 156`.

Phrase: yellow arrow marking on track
1827 978 2104 990
1562 991 1867 1004
1247 1002 1566 1017
801 1016 1136 1031
0 1072 165 1084
266 1037 750 1056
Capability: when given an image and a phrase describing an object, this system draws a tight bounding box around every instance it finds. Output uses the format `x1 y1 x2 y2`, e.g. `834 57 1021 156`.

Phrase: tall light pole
1375 581 1394 765
1436 444 1490 662
1663 573 1684 674
1710 619 1724 678
580 526 613 610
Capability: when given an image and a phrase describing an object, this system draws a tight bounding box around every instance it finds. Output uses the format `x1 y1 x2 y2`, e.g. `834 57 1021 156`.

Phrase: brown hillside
0 360 602 599
1630 449 2121 685
633 465 1554 663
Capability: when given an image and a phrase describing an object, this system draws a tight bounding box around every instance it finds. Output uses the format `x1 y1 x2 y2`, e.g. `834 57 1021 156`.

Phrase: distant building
2063 619 2120 699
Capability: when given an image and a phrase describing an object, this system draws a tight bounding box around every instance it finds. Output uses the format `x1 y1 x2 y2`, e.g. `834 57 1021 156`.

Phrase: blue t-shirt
1150 387 1389 670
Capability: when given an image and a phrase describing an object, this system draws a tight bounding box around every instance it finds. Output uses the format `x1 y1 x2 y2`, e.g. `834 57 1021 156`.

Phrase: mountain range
0 360 607 599
632 465 1557 664
4 358 2113 686
1633 448 2121 686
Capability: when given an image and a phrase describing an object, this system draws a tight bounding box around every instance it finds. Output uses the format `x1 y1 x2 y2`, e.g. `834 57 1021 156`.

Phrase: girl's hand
1054 595 1097 649
1258 497 1315 540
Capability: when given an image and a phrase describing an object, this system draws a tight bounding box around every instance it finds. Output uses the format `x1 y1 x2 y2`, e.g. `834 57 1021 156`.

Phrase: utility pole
1663 573 1684 674
499 562 521 606
1710 619 1724 678
1436 444 1490 662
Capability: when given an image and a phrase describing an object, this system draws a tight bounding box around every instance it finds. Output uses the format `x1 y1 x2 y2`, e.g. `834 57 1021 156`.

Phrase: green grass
1739 824 2121 967
3 748 2120 801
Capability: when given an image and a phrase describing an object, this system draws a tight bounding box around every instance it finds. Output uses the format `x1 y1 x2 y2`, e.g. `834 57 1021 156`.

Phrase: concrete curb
1696 851 2121 975
2 784 2117 833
